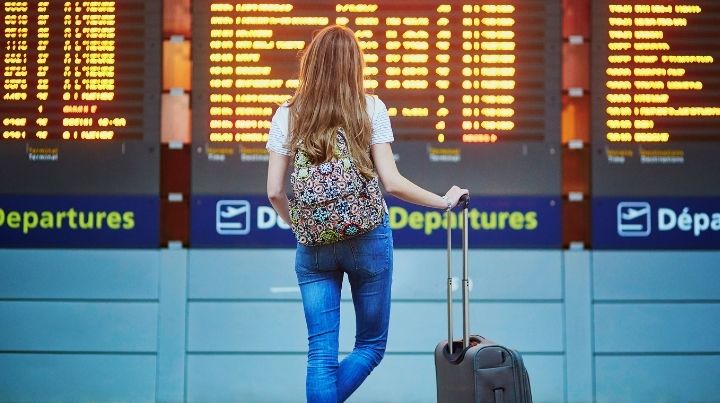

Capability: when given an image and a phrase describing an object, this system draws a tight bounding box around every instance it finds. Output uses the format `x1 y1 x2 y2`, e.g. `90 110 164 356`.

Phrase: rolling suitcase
435 195 532 403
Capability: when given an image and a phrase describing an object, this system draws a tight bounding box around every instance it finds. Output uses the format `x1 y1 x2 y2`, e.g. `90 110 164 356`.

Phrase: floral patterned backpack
288 128 386 246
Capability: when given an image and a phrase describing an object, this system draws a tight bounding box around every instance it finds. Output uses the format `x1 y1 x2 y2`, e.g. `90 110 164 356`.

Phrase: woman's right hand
444 186 469 209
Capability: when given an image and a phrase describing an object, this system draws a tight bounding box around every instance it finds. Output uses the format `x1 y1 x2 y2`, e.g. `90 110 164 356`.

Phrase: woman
266 25 469 402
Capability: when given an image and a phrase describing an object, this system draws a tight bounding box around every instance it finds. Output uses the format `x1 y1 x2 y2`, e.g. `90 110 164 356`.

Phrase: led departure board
1 1 155 142
199 2 546 144
592 1 720 196
0 1 161 195
192 0 561 196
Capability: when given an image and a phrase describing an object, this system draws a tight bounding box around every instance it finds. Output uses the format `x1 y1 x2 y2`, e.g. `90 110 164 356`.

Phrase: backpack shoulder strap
334 129 352 159
287 108 306 166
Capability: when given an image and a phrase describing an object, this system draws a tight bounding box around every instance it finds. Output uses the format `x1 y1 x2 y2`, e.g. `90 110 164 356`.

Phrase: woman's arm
371 142 468 209
267 150 292 224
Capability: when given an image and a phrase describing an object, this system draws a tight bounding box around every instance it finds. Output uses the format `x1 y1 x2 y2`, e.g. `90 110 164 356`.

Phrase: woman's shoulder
364 94 387 118
272 102 290 119
364 93 385 105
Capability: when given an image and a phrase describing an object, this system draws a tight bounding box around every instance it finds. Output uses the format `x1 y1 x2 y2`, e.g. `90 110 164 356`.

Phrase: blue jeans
295 214 393 403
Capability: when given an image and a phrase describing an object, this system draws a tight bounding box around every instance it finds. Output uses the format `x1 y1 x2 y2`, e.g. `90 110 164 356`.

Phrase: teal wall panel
184 249 564 402
186 354 307 403
345 354 441 403
384 302 563 353
377 250 562 300
188 250 563 301
1 248 719 402
0 301 158 352
0 249 159 299
521 355 566 403
186 353 564 403
0 249 163 401
592 251 720 403
564 251 594 403
0 353 156 402
595 355 720 403
188 250 298 300
157 249 188 403
187 301 563 354
593 251 720 301
595 303 720 353
460 250 563 300
187 301 306 352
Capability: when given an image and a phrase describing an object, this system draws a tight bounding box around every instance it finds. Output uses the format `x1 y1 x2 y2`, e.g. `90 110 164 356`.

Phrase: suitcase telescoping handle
446 194 470 356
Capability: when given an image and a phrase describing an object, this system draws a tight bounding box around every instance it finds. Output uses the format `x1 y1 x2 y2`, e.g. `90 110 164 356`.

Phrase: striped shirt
265 94 395 156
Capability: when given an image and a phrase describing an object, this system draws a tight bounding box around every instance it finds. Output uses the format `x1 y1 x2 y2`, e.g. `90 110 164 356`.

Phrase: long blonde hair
287 25 375 178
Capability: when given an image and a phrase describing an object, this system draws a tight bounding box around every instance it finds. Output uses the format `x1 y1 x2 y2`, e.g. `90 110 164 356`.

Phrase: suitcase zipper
509 348 530 403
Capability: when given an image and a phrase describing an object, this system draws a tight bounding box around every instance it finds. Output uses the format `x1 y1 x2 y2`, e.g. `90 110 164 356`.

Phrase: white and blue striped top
265 94 395 156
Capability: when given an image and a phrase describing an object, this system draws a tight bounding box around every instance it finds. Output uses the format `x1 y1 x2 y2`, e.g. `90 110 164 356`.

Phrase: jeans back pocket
295 244 319 279
350 234 392 277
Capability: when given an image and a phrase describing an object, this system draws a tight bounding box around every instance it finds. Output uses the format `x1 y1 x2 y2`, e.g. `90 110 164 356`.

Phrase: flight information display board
0 1 161 247
193 0 560 193
1 1 157 142
591 1 720 248
0 1 161 194
198 2 549 145
191 1 562 248
592 1 720 195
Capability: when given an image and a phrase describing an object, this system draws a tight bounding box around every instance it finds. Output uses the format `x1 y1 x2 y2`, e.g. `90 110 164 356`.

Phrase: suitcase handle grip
456 194 469 210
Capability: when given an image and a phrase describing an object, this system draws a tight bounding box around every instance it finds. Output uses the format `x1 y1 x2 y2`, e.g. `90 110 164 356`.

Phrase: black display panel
0 1 161 194
592 1 720 197
191 0 561 196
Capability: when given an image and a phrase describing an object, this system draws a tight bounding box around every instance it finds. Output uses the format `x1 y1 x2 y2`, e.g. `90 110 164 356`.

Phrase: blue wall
1 248 718 402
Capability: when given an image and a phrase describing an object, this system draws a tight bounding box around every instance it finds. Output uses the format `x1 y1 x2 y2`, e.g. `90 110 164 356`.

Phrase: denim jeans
295 214 393 403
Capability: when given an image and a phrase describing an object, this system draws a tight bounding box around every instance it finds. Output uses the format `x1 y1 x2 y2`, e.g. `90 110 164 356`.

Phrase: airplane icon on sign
621 207 648 221
617 202 651 237
216 200 251 235
220 205 246 219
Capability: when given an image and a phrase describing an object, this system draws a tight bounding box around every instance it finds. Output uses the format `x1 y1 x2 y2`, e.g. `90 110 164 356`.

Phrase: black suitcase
435 195 532 403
